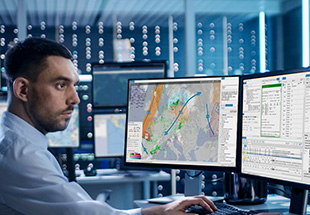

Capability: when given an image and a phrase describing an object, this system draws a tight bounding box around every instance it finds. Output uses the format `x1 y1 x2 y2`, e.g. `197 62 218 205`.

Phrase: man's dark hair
4 37 72 90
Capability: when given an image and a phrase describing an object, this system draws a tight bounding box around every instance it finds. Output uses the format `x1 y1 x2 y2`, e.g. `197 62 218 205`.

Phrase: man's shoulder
0 124 26 157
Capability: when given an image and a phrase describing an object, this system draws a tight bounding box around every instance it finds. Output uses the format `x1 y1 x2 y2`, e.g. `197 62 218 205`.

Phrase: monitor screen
1 68 7 92
241 69 310 188
92 61 167 108
0 101 7 117
46 106 79 148
93 112 126 158
124 76 240 171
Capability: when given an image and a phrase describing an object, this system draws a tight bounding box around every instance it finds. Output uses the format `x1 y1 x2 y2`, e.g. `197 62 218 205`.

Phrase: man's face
26 56 80 134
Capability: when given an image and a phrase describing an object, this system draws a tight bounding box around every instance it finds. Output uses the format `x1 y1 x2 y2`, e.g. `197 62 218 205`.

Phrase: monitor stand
66 148 76 182
184 170 202 196
289 188 308 214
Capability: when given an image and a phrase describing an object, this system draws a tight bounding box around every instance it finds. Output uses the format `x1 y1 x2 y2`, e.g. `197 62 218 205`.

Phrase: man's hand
141 195 217 215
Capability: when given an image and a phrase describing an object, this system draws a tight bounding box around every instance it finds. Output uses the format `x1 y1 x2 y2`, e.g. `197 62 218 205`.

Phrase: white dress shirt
0 111 141 215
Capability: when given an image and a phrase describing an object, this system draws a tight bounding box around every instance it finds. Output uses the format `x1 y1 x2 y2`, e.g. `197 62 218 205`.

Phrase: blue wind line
206 104 214 135
141 141 148 154
164 92 201 135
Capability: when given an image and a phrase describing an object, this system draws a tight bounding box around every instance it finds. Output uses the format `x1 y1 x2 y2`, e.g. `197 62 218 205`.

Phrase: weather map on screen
126 76 239 168
94 113 126 157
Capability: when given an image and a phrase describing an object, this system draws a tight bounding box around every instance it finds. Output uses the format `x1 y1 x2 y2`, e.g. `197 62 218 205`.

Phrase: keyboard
186 202 256 215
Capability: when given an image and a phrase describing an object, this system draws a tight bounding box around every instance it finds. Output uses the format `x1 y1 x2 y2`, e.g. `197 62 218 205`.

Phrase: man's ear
13 77 30 102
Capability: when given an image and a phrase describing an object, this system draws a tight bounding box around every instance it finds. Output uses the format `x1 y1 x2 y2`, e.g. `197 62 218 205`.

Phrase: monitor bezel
123 75 242 173
240 67 310 190
92 109 127 159
91 61 167 109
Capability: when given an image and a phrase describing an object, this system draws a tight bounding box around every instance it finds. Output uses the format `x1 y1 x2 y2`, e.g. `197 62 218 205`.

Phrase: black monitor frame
240 67 310 214
239 67 310 190
123 75 242 173
91 61 167 109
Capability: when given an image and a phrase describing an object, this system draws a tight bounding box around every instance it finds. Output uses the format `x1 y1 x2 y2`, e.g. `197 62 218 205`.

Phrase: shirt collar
1 111 49 149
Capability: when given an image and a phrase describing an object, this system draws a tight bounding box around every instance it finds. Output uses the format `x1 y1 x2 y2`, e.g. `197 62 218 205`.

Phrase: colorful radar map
127 80 221 163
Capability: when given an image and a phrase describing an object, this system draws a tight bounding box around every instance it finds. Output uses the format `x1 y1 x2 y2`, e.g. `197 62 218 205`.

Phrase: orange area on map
210 82 220 136
211 82 221 106
169 103 189 124
142 84 164 138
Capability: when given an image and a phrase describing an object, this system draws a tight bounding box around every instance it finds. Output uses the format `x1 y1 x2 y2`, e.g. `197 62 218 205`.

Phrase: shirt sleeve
0 137 142 215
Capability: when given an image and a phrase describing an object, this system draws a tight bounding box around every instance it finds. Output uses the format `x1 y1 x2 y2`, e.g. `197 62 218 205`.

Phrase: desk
76 169 170 209
134 194 310 214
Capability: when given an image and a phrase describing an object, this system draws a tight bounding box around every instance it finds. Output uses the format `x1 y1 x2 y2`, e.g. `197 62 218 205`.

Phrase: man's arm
141 196 217 215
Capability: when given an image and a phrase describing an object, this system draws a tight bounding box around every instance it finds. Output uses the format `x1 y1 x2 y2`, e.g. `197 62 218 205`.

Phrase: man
0 37 217 215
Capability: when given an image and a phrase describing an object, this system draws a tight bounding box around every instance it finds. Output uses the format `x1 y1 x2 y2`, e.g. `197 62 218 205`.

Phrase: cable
268 184 291 198
204 177 224 183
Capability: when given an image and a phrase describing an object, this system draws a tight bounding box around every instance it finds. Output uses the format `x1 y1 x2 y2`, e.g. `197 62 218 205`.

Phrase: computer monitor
0 68 7 92
124 76 241 173
93 112 126 158
0 101 7 117
92 61 167 108
46 106 80 148
241 68 310 214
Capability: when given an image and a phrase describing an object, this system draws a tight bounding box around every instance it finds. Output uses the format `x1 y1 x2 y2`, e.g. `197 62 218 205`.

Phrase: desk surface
76 169 170 184
134 194 310 214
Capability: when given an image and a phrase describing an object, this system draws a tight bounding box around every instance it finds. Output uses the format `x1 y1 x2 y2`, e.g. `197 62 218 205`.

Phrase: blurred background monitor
93 111 126 158
92 61 167 108
47 106 80 148
1 69 7 93
0 101 7 117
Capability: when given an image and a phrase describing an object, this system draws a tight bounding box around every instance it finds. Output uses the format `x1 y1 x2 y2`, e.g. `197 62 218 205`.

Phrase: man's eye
57 83 66 89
